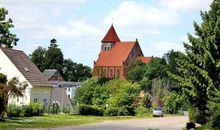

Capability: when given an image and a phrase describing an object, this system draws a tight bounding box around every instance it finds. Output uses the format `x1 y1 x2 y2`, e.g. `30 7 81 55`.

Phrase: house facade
43 69 64 81
0 47 52 106
43 69 81 102
93 25 152 80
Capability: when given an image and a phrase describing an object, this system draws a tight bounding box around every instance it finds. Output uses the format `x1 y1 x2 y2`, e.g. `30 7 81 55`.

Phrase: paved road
26 116 188 130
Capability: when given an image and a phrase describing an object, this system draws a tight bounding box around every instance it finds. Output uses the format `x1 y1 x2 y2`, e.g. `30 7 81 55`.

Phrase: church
93 25 152 80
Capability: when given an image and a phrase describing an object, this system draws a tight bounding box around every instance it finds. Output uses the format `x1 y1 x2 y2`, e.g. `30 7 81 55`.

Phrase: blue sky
0 0 212 67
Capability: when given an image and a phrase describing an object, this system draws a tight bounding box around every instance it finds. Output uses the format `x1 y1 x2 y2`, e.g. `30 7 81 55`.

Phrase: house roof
136 56 152 64
95 41 136 67
43 69 59 79
49 81 81 88
51 87 72 106
101 25 121 43
0 47 52 87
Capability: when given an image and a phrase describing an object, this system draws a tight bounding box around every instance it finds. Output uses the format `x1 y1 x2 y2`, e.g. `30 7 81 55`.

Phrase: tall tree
0 73 27 119
31 46 46 72
0 8 18 48
169 0 220 124
127 60 146 84
63 59 92 82
44 39 64 74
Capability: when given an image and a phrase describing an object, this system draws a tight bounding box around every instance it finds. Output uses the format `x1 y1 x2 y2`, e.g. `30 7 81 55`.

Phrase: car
152 107 164 117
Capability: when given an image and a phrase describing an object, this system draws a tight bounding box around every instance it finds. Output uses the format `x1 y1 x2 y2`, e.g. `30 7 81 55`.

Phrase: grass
0 114 142 129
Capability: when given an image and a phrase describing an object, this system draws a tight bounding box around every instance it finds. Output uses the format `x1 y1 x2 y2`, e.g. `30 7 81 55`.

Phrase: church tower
101 25 120 51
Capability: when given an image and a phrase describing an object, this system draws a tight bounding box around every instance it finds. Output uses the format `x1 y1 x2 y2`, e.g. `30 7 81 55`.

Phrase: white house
0 47 53 106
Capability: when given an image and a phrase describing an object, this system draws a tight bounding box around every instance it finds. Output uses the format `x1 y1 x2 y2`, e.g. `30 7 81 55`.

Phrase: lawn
0 114 142 129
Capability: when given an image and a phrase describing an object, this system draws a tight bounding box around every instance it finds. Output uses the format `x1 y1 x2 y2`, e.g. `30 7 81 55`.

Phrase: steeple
101 24 121 43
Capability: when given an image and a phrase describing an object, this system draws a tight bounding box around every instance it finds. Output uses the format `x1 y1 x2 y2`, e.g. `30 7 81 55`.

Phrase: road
35 116 188 130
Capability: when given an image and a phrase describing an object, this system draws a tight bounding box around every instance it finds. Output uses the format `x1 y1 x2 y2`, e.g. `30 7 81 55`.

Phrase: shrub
79 104 103 116
23 104 44 117
188 106 206 124
104 107 129 116
135 106 151 117
7 104 22 117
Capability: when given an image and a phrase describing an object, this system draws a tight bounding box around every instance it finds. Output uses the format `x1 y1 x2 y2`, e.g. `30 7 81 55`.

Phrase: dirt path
23 116 188 130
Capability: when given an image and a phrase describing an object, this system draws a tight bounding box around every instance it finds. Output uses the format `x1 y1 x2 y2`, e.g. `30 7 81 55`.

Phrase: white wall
0 49 32 105
31 87 51 106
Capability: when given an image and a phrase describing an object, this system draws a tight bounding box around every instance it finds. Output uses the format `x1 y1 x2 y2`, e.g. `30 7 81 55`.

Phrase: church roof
136 56 152 64
0 47 52 88
101 25 121 43
95 41 136 66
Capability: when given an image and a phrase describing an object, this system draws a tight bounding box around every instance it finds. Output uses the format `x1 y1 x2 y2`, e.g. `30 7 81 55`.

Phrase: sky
0 0 212 67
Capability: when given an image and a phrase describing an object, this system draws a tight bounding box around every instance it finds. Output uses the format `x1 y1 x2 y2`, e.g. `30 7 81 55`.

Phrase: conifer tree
170 0 220 124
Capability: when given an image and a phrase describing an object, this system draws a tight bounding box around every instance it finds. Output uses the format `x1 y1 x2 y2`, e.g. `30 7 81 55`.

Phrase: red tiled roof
101 25 121 43
136 56 152 64
95 42 136 66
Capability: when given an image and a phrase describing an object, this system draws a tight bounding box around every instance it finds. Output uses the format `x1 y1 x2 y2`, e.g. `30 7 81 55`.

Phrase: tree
127 60 146 84
105 79 140 116
0 73 27 119
0 8 18 48
169 0 220 124
140 57 168 91
63 59 92 82
31 46 46 72
44 39 64 74
74 77 99 105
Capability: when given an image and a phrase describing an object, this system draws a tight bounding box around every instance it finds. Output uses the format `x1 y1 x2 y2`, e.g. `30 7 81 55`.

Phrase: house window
43 98 47 103
33 98 37 103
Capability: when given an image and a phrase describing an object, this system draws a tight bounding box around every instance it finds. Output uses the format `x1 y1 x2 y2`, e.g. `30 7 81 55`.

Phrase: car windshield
154 107 162 110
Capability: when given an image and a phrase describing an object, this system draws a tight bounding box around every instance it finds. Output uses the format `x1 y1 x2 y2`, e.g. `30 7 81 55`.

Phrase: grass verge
0 114 141 129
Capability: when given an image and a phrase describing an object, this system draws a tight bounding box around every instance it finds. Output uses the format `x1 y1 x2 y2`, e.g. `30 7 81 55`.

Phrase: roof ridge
101 25 121 43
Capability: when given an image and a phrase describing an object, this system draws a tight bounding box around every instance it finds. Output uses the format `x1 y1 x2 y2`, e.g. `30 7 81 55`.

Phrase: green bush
79 104 103 116
188 106 206 124
7 104 22 117
104 107 129 116
135 106 151 117
23 104 44 117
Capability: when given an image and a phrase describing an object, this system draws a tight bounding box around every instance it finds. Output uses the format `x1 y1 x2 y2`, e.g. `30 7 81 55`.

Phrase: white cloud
0 0 86 5
143 41 185 57
160 0 212 12
103 1 180 38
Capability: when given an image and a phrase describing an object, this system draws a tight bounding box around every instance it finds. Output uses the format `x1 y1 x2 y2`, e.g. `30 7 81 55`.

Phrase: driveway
35 116 188 130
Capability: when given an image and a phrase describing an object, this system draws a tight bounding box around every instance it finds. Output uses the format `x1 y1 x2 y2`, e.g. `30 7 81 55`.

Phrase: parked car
152 107 164 117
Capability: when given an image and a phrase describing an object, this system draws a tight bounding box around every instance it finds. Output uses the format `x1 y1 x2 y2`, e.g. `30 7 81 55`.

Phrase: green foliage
44 40 64 73
79 104 103 116
74 78 141 116
168 0 220 124
104 107 129 116
0 8 18 48
74 77 99 105
63 59 92 82
208 91 220 128
140 57 168 91
0 76 27 119
127 60 146 84
7 104 22 117
105 79 140 116
0 73 7 84
163 92 184 114
31 40 92 82
6 104 44 117
30 46 46 72
135 106 151 117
